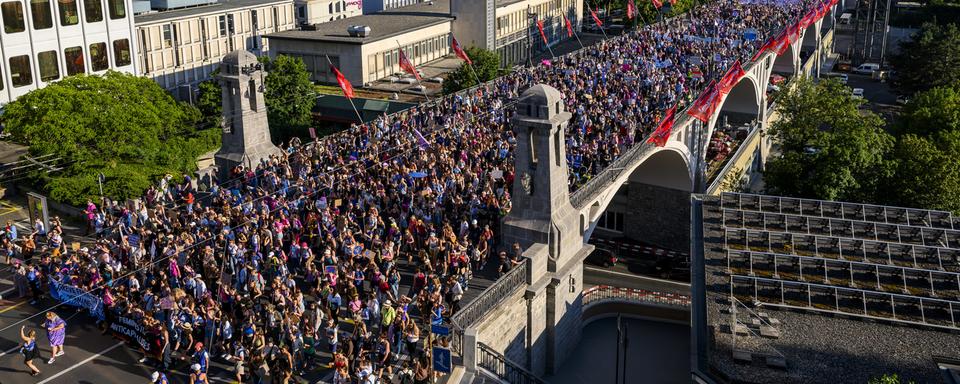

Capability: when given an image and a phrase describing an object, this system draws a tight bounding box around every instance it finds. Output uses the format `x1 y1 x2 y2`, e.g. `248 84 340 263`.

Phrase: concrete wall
624 182 691 251
546 262 584 373
475 285 531 367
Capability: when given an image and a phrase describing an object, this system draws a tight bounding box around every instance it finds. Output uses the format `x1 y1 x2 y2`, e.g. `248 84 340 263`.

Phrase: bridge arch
706 74 762 148
771 39 798 77
627 145 694 192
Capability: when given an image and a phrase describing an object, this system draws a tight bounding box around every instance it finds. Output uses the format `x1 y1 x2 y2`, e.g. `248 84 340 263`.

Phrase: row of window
3 38 129 88
367 34 450 79
1 0 125 34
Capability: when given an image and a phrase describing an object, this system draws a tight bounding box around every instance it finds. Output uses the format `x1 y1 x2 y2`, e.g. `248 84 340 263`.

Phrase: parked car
896 95 910 105
852 88 864 99
837 73 848 84
853 63 880 75
586 248 618 268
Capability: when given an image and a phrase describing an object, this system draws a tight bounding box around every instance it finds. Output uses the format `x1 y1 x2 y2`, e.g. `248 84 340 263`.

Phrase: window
113 38 129 66
251 9 257 31
30 0 52 29
38 50 59 82
327 3 332 14
89 42 107 71
162 24 172 47
9 55 32 87
226 13 234 33
58 0 77 25
64 46 84 75
106 0 122 19
83 0 100 22
1 1 24 33
296 5 303 19
218 15 226 36
335 2 340 13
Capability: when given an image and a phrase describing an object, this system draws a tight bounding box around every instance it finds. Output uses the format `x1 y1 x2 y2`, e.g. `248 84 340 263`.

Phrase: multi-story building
361 0 425 14
294 0 361 26
452 0 582 67
265 0 451 86
134 0 297 99
0 0 137 103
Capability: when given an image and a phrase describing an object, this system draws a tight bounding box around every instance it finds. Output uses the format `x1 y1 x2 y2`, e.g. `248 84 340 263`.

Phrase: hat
191 363 201 372
151 372 160 381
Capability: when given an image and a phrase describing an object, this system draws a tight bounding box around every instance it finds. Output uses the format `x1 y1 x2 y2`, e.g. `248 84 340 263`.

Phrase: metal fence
582 285 692 308
451 258 529 329
478 342 548 384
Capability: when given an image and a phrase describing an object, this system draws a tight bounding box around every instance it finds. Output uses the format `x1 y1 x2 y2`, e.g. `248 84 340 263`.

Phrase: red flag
751 37 776 61
590 8 603 27
647 106 677 147
687 80 721 123
451 37 472 65
398 48 420 81
331 65 355 99
652 0 663 9
717 60 746 95
536 19 549 45
627 0 636 19
775 33 792 55
563 15 574 38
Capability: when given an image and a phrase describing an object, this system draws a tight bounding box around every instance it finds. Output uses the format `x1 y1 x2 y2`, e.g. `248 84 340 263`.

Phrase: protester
20 326 40 376
0 0 819 382
43 311 66 364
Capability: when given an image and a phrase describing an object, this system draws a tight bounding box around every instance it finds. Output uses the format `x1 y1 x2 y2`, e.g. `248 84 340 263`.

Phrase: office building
294 0 361 26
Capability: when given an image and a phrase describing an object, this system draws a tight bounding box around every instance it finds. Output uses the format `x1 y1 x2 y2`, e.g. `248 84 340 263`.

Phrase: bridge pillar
503 84 592 376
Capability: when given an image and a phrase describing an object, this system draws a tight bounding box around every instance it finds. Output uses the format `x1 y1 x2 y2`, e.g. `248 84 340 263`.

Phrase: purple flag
414 128 430 148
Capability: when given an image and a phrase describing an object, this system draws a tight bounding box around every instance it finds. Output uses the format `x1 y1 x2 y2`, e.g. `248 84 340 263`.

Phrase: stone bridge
454 9 837 383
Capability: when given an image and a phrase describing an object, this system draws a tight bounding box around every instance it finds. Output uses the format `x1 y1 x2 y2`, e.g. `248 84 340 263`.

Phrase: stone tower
502 84 591 375
214 50 282 179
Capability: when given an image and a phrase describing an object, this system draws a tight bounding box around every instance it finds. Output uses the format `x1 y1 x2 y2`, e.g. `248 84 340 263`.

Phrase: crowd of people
0 0 818 383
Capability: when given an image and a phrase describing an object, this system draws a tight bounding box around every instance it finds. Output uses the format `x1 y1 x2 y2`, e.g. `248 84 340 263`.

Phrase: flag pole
467 62 483 88
568 17 585 50
325 54 364 124
396 40 433 104
593 6 609 40
535 16 557 60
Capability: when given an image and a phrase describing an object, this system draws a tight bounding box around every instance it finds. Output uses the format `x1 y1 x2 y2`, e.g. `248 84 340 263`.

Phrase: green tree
882 133 960 213
260 55 315 140
896 84 960 137
196 79 222 130
443 47 504 94
3 71 219 205
869 373 916 384
890 22 960 95
763 77 893 202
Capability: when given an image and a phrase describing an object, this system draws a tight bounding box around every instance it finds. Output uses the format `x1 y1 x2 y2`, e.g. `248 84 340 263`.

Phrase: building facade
294 0 360 26
452 0 582 67
362 0 426 13
134 0 296 99
0 0 137 103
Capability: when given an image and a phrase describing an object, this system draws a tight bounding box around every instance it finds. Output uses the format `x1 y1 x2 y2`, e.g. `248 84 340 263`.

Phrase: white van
853 63 880 75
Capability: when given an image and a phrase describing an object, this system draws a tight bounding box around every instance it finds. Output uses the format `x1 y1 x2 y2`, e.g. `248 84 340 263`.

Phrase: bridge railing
452 258 528 330
478 342 548 384
583 285 692 308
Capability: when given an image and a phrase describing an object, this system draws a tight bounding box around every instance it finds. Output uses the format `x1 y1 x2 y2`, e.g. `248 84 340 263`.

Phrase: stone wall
624 183 691 251
547 261 584 373
475 285 531 367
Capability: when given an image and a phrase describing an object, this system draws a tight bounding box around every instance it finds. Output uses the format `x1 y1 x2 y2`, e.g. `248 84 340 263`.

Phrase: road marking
0 344 22 358
0 286 16 299
0 300 27 314
37 341 125 384
584 266 691 288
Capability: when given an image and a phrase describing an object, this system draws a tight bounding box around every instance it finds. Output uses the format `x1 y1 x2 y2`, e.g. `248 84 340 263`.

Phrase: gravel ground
700 196 960 384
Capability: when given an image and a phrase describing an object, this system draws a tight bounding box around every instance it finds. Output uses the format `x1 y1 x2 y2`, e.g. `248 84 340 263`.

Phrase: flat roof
695 193 960 383
264 0 452 45
134 0 288 24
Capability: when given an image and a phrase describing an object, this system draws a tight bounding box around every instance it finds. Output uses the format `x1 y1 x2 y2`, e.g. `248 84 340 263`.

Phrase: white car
852 88 864 99
837 74 848 84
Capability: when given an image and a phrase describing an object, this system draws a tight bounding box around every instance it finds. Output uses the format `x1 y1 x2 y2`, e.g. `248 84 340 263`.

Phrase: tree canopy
896 84 960 137
443 47 504 94
260 55 315 141
3 71 219 205
890 22 960 95
763 77 893 202
883 133 960 213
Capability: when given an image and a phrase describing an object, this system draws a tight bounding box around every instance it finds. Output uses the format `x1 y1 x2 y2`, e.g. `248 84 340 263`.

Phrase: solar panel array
719 192 960 330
